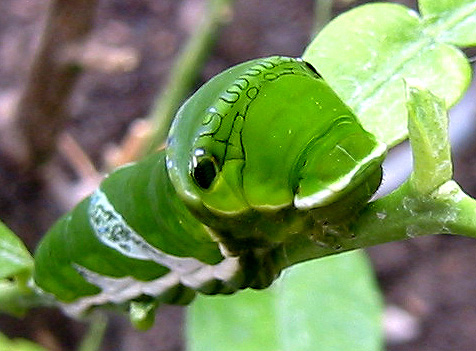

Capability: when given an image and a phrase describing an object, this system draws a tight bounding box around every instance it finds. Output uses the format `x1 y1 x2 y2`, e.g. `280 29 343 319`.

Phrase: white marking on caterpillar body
88 190 205 273
294 141 387 209
61 190 242 317
63 256 240 317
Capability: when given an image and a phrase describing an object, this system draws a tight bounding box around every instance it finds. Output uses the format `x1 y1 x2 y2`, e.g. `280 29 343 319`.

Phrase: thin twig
77 313 108 351
58 133 100 181
312 0 333 36
145 0 234 154
12 0 99 171
104 119 153 169
107 0 235 168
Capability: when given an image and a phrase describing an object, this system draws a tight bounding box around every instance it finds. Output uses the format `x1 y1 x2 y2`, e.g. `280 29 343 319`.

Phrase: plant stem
143 0 235 156
312 0 333 36
0 279 53 317
77 313 108 351
12 0 99 170
277 180 476 270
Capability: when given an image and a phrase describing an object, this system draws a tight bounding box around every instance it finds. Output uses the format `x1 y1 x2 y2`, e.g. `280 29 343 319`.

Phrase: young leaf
186 251 383 351
0 281 28 317
406 85 452 194
0 221 33 279
0 222 49 317
303 2 475 147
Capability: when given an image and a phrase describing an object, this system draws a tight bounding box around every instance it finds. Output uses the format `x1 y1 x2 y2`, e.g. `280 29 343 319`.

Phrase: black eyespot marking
192 156 218 190
304 61 322 78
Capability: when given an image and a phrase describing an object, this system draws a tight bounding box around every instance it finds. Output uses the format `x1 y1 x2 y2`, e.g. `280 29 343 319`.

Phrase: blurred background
1 0 476 350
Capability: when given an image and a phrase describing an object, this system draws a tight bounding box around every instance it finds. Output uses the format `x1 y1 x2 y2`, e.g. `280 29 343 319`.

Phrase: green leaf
276 251 383 351
303 2 474 147
0 221 33 279
406 85 452 194
0 280 28 317
187 286 278 351
0 279 53 317
0 332 46 351
419 0 476 46
0 221 37 317
186 251 383 351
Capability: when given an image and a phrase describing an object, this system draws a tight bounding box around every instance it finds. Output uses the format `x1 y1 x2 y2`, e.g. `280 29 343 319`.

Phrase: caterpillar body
34 56 386 320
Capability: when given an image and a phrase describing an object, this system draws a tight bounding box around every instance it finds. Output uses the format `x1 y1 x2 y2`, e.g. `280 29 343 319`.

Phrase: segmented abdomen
33 151 244 316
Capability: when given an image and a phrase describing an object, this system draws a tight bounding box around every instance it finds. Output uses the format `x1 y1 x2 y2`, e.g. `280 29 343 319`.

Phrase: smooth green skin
187 89 476 351
34 56 386 307
167 56 386 250
185 86 476 351
34 152 224 303
18 1 476 338
262 87 476 272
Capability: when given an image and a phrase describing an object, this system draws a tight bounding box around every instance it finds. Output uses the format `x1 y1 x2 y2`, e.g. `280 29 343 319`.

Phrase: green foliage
187 251 382 351
406 86 452 194
0 333 46 351
0 221 36 317
0 221 33 280
303 1 476 146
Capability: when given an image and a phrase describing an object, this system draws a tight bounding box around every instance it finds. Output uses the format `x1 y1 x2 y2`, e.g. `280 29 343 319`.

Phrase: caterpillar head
166 57 386 241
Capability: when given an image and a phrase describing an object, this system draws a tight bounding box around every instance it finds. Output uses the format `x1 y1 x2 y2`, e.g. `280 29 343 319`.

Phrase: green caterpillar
34 56 386 319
